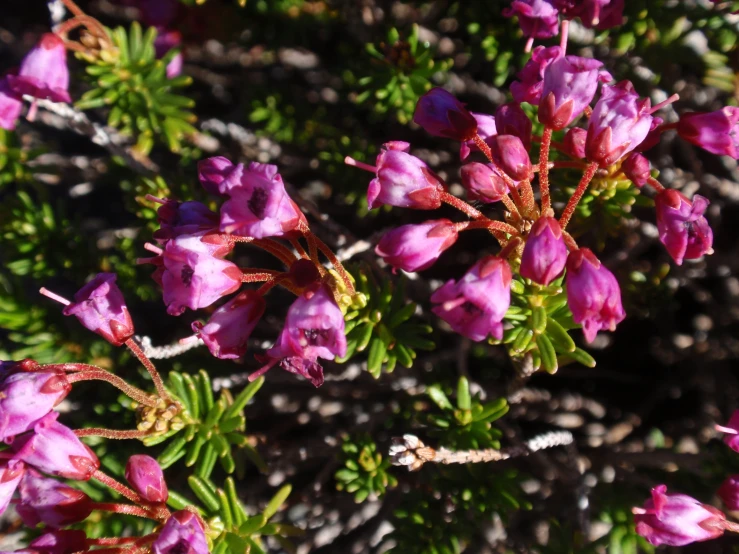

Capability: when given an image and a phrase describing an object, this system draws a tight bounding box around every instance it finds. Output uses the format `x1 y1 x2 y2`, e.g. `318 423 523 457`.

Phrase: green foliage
340 265 434 378
77 23 196 155
335 434 397 502
0 129 43 187
353 25 453 124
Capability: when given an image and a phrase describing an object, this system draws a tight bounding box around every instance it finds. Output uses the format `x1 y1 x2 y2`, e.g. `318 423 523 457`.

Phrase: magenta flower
27 530 88 554
220 162 306 239
636 116 664 153
154 30 183 79
375 219 459 273
61 273 135 346
125 455 168 503
719 475 739 511
160 235 242 316
716 410 739 453
197 156 244 195
511 45 561 105
460 162 509 203
1 459 25 515
430 256 512 341
562 0 624 29
16 469 92 527
7 34 71 103
495 103 533 150
621 153 650 187
539 55 607 130
562 127 587 158
460 113 497 160
633 485 726 546
0 77 23 131
192 290 266 359
366 142 444 210
0 370 71 440
490 134 532 181
654 190 713 265
565 248 625 343
503 0 560 40
152 200 220 246
520 217 567 285
153 511 209 554
413 88 478 141
677 107 739 159
10 412 100 481
586 81 653 167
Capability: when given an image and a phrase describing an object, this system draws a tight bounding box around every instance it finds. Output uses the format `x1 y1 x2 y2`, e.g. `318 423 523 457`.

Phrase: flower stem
440 191 484 219
75 428 152 440
290 238 310 259
518 179 538 217
500 194 522 220
257 273 292 296
539 127 553 213
252 238 298 267
241 272 278 284
125 338 170 401
559 162 599 230
461 220 520 236
92 470 143 504
66 370 156 407
312 234 355 293
646 177 665 193
91 502 156 520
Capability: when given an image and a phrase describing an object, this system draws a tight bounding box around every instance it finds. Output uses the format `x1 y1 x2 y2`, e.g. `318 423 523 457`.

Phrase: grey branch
134 335 203 360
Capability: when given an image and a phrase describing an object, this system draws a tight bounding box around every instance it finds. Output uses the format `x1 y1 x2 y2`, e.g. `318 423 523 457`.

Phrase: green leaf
546 318 576 352
187 475 220 512
427 385 453 411
456 377 471 411
535 334 558 374
198 370 214 413
367 337 388 377
217 488 233 530
222 377 264 421
264 485 291 520
239 514 267 535
158 436 187 467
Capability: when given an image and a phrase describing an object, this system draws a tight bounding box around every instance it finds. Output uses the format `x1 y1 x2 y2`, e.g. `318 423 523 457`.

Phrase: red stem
539 127 553 214
125 339 170 401
440 191 485 219
252 238 298 266
559 162 599 230
562 231 579 251
460 220 520 236
646 177 665 192
518 180 538 217
312 234 355 293
91 503 156 519
87 537 141 546
92 470 143 504
500 194 521 220
241 272 277 283
290 238 310 259
498 237 522 259
257 273 292 296
66 371 156 407
75 428 152 440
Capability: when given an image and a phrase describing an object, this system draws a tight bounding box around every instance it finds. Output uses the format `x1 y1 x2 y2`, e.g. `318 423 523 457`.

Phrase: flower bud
490 134 532 181
375 219 458 273
0 77 23 131
125 455 169 503
633 484 726 546
1 459 25 515
511 45 561 105
562 127 587 158
431 256 511 341
677 107 739 159
565 248 625 343
367 142 444 210
503 0 560 40
17 469 92 527
621 153 650 187
719 475 739 511
7 33 70 103
413 88 478 141
191 290 266 360
460 113 497 160
460 162 509 203
495 102 533 150
28 530 88 554
197 156 244 195
153 510 209 554
654 190 713 265
520 217 567 285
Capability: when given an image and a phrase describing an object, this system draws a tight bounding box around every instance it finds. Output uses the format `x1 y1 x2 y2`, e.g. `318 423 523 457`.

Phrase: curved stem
440 191 485 219
66 370 156 407
539 127 553 214
290 238 310 259
60 0 86 16
460 220 520 236
252 238 297 267
646 177 665 193
562 231 579 252
498 237 522 259
257 273 292 296
92 470 143 504
518 180 538 217
500 194 521 220
75 428 152 440
312 234 355 293
91 502 156 520
87 537 141 546
125 339 170 401
559 162 599 230
241 272 277 284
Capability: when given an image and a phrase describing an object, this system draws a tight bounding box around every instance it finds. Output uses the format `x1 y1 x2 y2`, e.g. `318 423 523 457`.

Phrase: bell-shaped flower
220 162 306 239
633 484 727 546
520 217 567 285
27 530 88 554
413 88 478 141
654 190 713 265
495 103 533 150
197 156 244 195
460 113 497 160
152 200 219 244
715 410 739 453
191 290 265 359
490 134 532 181
125 455 168 503
62 273 135 346
560 0 625 29
367 142 444 210
0 77 23 131
460 162 509 204
375 219 459 273
17 469 92 528
719 475 739 511
565 248 625 343
539 55 607 130
7 34 71 103
430 256 511 341
1 459 25 515
503 0 560 40
677 107 739 159
562 127 587 159
621 153 650 187
511 45 561 105
0 370 71 440
635 116 664 153
152 510 209 554
10 412 100 481
586 81 653 167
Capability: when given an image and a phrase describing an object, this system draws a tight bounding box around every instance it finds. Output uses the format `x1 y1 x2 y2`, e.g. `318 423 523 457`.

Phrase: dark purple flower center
169 540 190 554
461 301 482 315
181 265 195 287
302 328 330 345
248 188 269 219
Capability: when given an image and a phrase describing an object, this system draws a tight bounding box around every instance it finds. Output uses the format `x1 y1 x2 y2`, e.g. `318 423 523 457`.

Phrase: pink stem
344 156 377 173
648 94 679 114
38 288 71 306
125 338 170 401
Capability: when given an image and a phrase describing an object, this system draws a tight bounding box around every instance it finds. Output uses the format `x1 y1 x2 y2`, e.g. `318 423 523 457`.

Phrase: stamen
442 296 468 311
39 287 71 306
631 507 647 515
715 424 738 435
524 36 534 53
143 243 164 255
648 93 679 115
559 19 569 54
145 194 167 205
344 156 377 173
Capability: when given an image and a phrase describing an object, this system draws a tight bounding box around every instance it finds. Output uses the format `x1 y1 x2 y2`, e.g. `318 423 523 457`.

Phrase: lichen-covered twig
134 335 203 360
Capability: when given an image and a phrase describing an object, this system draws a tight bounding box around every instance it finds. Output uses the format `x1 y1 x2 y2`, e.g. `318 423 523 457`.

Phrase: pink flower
495 103 533 150
460 113 497 160
367 142 444 210
0 77 23 131
125 455 168 503
539 55 608 130
413 88 478 141
0 369 71 440
565 248 625 343
633 485 726 546
7 34 71 103
677 107 739 159
716 410 739 453
27 530 88 554
16 469 92 527
460 162 509 203
654 190 713 265
152 511 209 554
490 135 532 181
10 412 100 481
198 156 244 195
62 273 135 346
152 200 220 244
562 127 587 158
511 45 561 105
1 459 25 515
586 81 653 167
154 30 183 79
431 256 511 341
503 0 560 40
621 153 650 187
636 116 664 152
219 162 306 239
375 219 459 273
718 475 739 511
520 217 567 285
191 290 265 359
560 0 624 30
